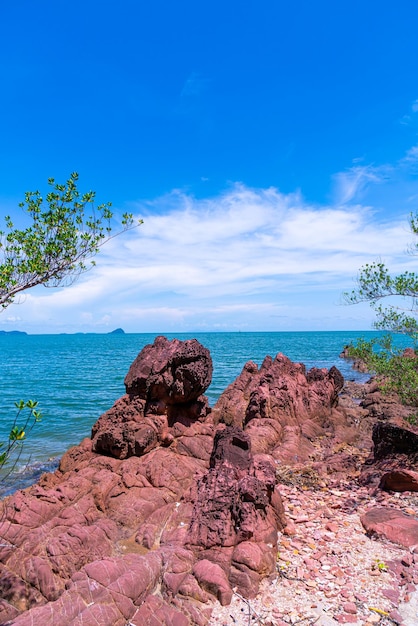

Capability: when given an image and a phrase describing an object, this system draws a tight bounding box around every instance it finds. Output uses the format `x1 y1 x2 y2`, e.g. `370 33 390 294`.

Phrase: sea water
0 330 409 495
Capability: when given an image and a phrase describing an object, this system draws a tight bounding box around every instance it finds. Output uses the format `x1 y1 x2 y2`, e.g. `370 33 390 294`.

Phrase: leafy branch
0 173 142 489
0 401 43 482
343 211 418 406
343 211 418 338
0 172 142 308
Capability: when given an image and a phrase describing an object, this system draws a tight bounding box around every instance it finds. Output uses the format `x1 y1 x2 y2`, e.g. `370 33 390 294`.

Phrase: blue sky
1 0 418 333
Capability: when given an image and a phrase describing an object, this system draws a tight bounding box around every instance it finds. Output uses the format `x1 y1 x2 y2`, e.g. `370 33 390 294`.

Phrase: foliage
372 559 388 572
343 211 418 339
344 210 418 406
405 412 418 426
0 172 141 309
345 335 418 406
0 173 141 487
0 401 42 480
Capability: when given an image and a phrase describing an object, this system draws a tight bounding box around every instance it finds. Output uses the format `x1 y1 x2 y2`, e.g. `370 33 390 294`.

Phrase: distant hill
108 328 125 335
0 330 28 336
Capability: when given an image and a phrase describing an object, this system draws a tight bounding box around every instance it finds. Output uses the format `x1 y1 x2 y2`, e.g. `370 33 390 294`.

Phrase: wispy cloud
9 177 415 333
401 145 418 164
6 137 418 333
332 165 386 204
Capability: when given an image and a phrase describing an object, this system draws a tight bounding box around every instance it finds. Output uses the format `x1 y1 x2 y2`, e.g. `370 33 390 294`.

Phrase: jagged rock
212 354 347 464
124 335 212 403
91 336 212 458
1 425 282 623
187 427 285 598
0 337 370 625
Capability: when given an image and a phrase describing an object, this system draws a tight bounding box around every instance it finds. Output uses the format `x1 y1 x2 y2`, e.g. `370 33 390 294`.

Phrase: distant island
1 329 126 336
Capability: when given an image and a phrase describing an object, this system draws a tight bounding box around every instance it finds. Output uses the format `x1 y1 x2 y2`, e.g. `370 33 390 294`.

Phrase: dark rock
373 423 418 460
92 336 213 458
124 335 212 403
187 427 285 598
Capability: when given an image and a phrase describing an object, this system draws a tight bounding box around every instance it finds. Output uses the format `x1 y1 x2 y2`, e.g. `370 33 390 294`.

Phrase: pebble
342 601 357 614
209 478 418 626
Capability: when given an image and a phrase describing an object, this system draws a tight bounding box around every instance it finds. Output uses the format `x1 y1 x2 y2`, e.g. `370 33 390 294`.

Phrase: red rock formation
92 336 213 459
186 427 285 598
0 337 359 625
360 421 418 488
212 353 347 464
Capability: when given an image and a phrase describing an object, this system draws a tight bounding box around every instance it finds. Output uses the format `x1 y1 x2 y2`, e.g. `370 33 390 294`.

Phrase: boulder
372 423 418 460
124 335 212 403
379 469 418 491
361 507 418 549
92 336 213 458
360 422 418 488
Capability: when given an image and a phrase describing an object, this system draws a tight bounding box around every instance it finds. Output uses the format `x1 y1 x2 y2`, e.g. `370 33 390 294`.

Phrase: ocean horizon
0 330 411 496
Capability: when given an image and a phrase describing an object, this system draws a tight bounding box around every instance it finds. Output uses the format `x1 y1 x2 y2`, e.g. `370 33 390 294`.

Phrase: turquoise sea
0 330 410 495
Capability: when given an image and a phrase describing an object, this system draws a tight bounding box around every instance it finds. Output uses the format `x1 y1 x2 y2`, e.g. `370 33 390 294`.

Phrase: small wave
0 457 60 499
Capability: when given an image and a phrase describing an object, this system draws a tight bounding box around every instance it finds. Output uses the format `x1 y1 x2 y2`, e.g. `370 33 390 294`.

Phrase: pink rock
186 427 285 597
212 353 348 466
131 594 190 626
0 337 380 625
192 559 232 606
92 336 213 459
361 507 418 548
342 602 357 614
336 614 358 623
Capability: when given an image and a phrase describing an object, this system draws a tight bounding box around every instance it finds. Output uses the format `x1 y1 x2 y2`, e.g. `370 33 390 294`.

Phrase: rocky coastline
1 336 418 625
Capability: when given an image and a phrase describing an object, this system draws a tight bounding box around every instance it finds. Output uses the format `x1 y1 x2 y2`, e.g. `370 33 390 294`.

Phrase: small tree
344 211 418 339
0 171 141 308
343 211 418 406
0 173 141 480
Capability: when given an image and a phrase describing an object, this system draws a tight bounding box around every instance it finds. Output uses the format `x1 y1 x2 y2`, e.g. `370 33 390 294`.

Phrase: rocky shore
1 336 418 625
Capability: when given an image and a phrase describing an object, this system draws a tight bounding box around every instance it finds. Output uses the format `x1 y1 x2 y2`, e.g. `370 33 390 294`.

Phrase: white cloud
6 137 418 335
7 177 415 334
332 165 386 204
402 145 418 164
